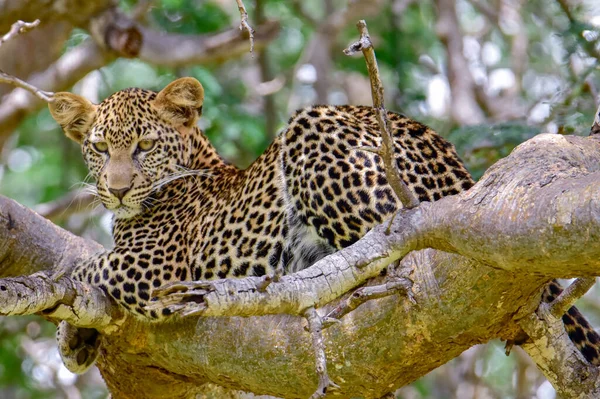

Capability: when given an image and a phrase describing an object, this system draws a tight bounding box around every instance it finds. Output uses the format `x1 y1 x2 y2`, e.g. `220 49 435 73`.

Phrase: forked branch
236 0 255 54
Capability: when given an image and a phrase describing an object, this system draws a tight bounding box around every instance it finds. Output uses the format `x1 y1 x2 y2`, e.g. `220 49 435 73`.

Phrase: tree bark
1 134 599 398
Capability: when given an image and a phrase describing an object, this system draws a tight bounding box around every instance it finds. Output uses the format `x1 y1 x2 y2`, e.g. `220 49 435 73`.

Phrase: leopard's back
278 105 473 271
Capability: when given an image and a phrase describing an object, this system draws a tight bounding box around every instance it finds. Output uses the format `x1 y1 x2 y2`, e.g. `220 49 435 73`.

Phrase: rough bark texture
423 134 600 274
1 134 600 398
0 198 102 278
520 306 600 398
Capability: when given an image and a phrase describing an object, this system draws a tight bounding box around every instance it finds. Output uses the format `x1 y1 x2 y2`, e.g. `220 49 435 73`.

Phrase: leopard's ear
152 77 204 128
48 93 96 144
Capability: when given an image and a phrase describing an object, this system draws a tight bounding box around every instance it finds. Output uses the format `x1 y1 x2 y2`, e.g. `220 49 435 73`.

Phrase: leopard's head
49 77 204 219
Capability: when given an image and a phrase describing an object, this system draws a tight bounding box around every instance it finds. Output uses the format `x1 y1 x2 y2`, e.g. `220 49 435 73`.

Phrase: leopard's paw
56 321 101 374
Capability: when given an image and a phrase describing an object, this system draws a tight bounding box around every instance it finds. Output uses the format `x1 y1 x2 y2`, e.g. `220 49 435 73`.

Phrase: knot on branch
89 8 143 57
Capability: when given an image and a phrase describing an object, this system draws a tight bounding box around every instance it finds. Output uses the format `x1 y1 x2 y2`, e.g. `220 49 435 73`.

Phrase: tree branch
0 70 54 102
0 195 103 277
434 0 486 124
344 20 419 210
549 278 596 319
324 278 414 323
0 19 55 102
519 303 600 398
305 306 340 398
2 133 600 396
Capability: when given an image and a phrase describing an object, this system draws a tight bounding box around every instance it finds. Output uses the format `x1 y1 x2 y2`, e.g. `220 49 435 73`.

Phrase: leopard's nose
108 186 131 200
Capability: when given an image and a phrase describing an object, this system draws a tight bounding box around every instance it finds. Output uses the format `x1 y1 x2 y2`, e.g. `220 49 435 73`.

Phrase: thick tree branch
422 134 600 274
2 134 600 397
0 196 102 277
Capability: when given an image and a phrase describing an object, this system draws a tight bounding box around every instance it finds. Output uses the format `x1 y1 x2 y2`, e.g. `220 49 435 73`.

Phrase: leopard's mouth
112 204 142 219
102 197 142 219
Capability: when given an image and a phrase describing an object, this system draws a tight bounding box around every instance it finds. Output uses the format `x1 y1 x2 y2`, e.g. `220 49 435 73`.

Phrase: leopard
48 77 600 375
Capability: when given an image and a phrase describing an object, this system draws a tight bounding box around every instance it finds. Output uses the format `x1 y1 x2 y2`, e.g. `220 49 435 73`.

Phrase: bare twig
304 307 340 399
0 71 54 102
0 19 40 47
236 0 255 54
344 20 420 211
324 278 414 325
549 278 596 318
0 20 54 102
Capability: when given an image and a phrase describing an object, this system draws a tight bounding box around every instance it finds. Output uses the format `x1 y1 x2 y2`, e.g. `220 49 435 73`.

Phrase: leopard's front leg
55 251 124 373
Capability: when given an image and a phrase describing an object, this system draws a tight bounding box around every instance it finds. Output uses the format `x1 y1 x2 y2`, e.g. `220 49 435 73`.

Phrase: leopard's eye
92 141 109 153
138 139 156 152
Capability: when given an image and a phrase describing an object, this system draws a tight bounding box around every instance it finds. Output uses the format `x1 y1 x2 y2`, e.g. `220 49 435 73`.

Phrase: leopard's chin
111 205 142 219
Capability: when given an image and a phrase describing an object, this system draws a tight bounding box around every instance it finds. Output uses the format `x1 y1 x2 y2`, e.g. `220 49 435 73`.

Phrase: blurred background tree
0 0 599 398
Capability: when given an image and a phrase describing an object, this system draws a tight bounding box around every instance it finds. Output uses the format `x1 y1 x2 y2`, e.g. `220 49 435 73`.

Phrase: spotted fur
48 78 598 373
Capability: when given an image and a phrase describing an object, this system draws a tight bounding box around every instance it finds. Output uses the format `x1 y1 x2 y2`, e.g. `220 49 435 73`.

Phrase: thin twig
304 307 340 399
0 20 55 103
0 71 54 102
549 278 596 319
324 278 414 326
236 0 255 54
0 19 40 47
344 20 419 211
